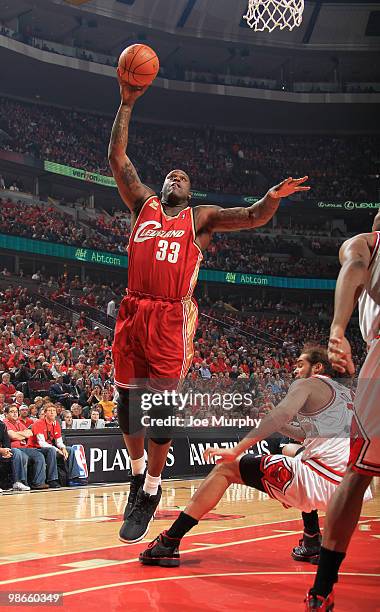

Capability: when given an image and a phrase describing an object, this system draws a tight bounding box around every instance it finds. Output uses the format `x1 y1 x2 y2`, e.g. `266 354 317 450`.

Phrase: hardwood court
1 478 379 611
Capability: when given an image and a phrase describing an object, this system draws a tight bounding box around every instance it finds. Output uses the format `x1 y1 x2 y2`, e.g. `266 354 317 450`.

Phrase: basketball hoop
243 0 304 32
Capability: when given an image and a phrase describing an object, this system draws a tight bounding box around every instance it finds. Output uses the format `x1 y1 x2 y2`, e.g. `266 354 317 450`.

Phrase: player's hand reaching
328 334 355 376
203 447 238 464
269 176 310 199
117 68 150 105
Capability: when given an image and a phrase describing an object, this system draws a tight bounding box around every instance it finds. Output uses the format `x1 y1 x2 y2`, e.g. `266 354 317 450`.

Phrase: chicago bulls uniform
349 230 380 475
240 376 372 512
113 195 203 390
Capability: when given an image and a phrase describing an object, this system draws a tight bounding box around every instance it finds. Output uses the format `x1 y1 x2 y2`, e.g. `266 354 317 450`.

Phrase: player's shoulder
132 192 160 220
341 232 376 249
288 377 315 394
141 192 160 207
192 204 223 226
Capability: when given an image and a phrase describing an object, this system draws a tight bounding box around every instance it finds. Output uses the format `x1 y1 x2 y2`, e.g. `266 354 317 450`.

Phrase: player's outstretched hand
328 335 355 376
269 176 310 199
203 447 238 464
117 68 150 104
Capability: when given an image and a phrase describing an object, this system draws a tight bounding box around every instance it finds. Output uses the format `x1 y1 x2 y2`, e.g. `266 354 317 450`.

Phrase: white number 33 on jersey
156 240 181 263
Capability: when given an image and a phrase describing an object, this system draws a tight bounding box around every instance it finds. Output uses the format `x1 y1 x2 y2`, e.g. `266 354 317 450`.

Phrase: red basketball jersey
127 195 203 299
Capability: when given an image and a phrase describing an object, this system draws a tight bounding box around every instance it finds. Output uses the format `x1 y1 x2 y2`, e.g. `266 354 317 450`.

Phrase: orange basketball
118 44 160 87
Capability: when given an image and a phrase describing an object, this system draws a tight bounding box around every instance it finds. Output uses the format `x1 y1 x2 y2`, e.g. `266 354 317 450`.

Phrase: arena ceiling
0 0 379 50
0 0 378 131
0 0 379 84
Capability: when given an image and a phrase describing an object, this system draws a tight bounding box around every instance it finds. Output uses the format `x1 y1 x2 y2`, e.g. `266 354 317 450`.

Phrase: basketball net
243 0 304 32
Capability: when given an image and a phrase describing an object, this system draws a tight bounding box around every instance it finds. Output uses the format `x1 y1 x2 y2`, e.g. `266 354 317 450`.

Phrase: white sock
130 456 146 476
143 472 161 496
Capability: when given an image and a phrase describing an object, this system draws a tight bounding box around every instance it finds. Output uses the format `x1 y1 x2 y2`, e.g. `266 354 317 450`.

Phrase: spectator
4 404 49 490
62 410 73 429
33 362 54 381
49 375 75 409
87 384 102 407
28 403 86 487
14 391 26 410
28 404 39 420
33 396 44 414
200 362 212 380
0 415 30 491
0 372 16 400
89 370 102 389
97 388 116 420
107 298 116 318
54 402 65 423
18 405 33 428
90 408 100 429
70 403 84 420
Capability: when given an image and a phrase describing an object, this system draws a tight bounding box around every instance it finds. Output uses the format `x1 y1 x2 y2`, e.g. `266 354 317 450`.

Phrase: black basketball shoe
292 534 321 564
305 589 334 611
139 531 180 567
119 485 162 544
123 473 146 520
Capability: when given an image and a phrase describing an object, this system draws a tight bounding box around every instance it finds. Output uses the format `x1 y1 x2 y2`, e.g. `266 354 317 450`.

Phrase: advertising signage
0 233 336 290
43 160 380 213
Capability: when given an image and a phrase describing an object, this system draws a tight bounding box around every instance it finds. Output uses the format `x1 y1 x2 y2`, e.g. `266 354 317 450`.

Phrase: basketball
118 44 160 87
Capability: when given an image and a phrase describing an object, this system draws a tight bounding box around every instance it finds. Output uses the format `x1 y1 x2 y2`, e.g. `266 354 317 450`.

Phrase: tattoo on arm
108 103 133 156
250 192 281 227
204 192 281 232
122 158 141 189
108 103 152 210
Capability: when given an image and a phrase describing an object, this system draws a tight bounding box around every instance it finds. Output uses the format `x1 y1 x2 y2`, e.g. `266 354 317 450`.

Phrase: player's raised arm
204 379 312 463
328 235 372 374
108 74 154 213
196 176 309 233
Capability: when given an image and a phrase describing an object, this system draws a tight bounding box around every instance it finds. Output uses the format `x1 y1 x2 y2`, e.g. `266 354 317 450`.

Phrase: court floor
1 477 379 611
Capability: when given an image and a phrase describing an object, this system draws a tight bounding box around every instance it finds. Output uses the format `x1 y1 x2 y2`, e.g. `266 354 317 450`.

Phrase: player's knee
345 465 372 490
147 400 174 445
215 459 240 484
149 436 172 446
116 386 145 435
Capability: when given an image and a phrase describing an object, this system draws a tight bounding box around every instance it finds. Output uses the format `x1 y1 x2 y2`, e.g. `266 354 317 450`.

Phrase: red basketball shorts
349 337 380 477
112 291 198 391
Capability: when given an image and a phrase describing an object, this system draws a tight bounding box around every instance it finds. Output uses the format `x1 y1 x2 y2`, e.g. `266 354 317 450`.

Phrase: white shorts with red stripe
259 446 372 513
349 338 380 476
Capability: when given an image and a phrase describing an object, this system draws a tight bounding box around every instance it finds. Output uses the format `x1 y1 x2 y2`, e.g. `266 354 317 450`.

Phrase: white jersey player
306 214 380 611
139 346 371 570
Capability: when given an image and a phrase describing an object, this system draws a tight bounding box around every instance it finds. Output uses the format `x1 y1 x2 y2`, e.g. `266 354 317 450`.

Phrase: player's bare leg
185 460 243 519
139 460 243 566
321 467 372 551
147 438 171 477
305 467 372 610
123 433 145 461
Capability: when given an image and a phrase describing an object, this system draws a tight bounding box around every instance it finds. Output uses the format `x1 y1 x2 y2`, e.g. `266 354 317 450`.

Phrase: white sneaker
13 481 30 492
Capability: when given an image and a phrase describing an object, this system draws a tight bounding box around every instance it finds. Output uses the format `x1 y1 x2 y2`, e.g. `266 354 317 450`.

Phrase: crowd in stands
0 277 366 489
183 298 365 421
203 233 340 278
0 197 130 253
0 195 344 278
0 282 365 424
1 97 379 200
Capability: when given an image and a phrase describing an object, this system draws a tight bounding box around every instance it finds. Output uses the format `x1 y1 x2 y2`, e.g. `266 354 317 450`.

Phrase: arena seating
0 282 365 426
1 96 378 199
0 195 343 278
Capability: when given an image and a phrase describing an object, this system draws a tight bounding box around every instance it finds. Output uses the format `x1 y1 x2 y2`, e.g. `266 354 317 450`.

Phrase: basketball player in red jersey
108 77 310 544
305 211 380 611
